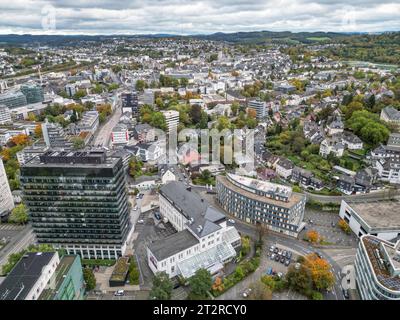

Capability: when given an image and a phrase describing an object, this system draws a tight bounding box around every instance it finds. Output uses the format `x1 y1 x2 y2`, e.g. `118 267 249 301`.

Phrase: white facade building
147 182 241 279
161 110 179 136
111 123 129 146
339 200 400 241
0 104 11 124
0 158 14 213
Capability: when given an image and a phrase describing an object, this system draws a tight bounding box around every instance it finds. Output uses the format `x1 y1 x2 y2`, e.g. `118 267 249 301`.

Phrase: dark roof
148 229 199 261
159 182 225 238
0 252 56 300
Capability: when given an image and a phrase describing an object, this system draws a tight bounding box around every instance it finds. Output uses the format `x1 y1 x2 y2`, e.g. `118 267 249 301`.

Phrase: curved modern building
216 173 306 237
355 235 400 300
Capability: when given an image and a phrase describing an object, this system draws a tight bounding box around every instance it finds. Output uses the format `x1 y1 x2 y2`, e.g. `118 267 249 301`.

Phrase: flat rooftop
217 175 305 209
347 200 400 230
148 229 199 261
361 236 400 292
38 255 77 300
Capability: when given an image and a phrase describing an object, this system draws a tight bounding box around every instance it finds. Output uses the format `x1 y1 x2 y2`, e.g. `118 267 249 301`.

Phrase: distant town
0 32 399 301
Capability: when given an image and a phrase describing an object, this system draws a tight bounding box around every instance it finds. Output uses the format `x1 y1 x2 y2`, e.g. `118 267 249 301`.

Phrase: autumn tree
34 124 43 138
338 219 351 234
306 230 322 243
10 134 29 146
211 277 224 293
247 108 257 119
304 253 335 291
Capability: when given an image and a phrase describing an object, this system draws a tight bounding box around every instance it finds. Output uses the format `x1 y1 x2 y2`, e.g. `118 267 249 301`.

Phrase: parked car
137 219 144 224
275 255 280 262
154 212 161 220
114 290 124 296
343 289 349 299
314 251 323 258
242 288 252 298
282 250 287 257
277 272 283 278
280 257 286 264
266 267 273 275
228 219 235 224
133 206 138 211
269 245 275 253
284 259 290 267
273 247 279 254
139 193 144 199
270 253 276 260
286 251 292 259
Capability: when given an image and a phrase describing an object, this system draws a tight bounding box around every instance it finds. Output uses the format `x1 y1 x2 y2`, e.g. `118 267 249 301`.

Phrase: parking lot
300 208 358 247
133 209 177 289
263 245 299 278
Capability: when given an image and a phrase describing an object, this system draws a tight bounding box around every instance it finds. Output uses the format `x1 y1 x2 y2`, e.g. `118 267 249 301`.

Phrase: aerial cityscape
0 0 399 306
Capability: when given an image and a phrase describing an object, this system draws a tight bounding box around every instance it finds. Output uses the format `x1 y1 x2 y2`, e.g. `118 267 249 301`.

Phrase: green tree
71 137 85 150
149 272 173 300
8 204 28 225
135 79 147 92
188 269 213 299
190 104 202 123
129 156 143 179
83 268 96 291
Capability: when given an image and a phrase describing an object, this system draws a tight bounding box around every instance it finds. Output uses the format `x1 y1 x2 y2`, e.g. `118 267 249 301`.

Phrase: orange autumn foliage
211 276 224 292
10 134 29 146
304 253 334 290
306 230 321 243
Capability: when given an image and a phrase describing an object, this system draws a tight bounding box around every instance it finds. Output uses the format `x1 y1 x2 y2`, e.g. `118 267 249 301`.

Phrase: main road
91 93 123 148
305 188 400 204
0 226 36 271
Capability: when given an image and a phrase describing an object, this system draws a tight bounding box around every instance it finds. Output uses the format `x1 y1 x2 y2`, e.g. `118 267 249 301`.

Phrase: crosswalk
0 224 25 231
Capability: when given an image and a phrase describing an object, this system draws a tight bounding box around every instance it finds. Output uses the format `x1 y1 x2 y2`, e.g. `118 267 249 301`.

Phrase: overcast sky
0 0 399 35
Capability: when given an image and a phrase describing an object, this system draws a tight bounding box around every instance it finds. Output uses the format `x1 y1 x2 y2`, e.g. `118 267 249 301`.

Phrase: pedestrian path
0 224 24 231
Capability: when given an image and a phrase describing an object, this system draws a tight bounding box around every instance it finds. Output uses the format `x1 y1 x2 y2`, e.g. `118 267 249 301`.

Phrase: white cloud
0 0 398 34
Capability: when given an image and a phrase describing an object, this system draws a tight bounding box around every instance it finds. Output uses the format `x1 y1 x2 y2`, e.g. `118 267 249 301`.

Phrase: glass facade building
20 150 132 259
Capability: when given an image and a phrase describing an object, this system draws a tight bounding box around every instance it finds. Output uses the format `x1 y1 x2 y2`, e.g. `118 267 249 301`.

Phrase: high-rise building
248 99 266 119
121 91 139 117
42 120 72 149
20 82 44 104
0 158 14 214
216 173 306 237
161 110 179 136
143 89 155 107
355 235 400 300
0 104 12 124
20 150 133 259
0 91 27 109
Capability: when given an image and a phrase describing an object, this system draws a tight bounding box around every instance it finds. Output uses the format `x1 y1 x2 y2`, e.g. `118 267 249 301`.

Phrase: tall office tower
20 150 133 259
248 99 266 120
42 120 72 149
161 110 179 136
0 104 12 124
0 158 15 214
121 91 139 117
0 91 27 109
20 82 44 104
